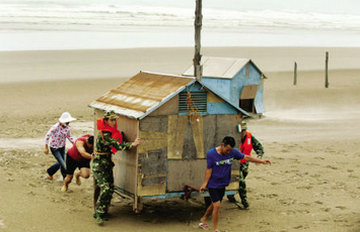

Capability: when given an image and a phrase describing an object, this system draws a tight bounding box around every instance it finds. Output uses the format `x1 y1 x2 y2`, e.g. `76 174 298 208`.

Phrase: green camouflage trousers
238 162 249 206
92 155 114 218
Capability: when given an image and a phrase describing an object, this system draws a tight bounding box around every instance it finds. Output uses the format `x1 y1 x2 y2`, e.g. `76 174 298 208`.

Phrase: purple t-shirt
206 147 245 189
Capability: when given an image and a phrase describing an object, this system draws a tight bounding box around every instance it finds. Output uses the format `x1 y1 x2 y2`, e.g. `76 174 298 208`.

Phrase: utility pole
193 0 203 82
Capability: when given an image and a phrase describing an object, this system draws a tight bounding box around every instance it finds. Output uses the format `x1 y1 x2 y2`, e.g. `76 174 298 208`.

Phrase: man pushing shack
93 110 141 225
199 136 271 232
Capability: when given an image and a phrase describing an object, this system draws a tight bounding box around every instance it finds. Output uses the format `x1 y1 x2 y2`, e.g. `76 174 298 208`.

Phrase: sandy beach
0 47 359 232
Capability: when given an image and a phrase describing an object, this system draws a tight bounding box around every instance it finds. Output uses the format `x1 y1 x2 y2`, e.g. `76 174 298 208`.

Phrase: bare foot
61 185 68 192
75 172 81 185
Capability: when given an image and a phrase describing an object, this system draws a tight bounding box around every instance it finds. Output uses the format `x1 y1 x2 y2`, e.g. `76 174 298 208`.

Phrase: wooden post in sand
193 0 203 82
293 62 297 85
325 51 329 88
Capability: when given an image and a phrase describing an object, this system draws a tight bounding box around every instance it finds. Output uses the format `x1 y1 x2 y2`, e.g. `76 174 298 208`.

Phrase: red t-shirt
67 134 93 161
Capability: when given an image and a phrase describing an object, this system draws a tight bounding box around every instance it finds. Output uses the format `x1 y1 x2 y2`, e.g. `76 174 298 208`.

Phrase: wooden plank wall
167 114 242 192
113 115 139 194
137 115 168 196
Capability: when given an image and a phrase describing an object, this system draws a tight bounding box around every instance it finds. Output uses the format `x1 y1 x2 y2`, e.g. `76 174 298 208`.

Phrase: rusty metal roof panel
89 71 195 119
183 56 250 79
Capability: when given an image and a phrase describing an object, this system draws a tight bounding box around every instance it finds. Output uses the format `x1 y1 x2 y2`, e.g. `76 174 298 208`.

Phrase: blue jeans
47 147 66 178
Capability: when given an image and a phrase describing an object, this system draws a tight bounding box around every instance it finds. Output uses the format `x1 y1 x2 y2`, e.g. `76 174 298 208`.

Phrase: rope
186 90 200 121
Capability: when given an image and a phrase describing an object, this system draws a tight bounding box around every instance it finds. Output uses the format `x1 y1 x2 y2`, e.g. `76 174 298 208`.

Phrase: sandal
199 222 209 230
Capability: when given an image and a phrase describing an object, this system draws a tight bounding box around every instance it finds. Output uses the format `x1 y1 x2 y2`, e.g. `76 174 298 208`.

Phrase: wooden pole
294 62 297 85
325 51 329 88
193 0 203 82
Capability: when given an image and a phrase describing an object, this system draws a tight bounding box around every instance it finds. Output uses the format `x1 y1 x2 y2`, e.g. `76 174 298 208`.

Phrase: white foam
0 2 359 32
0 1 360 50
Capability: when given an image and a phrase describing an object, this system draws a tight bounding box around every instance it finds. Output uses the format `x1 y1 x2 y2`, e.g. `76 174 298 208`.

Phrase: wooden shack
183 56 267 115
89 71 249 212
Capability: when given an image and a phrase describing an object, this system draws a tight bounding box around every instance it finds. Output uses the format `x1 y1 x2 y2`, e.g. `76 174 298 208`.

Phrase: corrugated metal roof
183 56 250 79
89 71 195 119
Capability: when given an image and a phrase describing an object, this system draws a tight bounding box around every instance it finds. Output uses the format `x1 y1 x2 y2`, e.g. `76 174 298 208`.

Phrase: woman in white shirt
44 112 76 179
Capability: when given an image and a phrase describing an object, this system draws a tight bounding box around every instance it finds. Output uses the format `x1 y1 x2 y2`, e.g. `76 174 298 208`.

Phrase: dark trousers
227 162 249 207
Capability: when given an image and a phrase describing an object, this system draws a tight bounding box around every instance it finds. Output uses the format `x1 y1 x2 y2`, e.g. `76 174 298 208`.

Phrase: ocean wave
1 3 360 32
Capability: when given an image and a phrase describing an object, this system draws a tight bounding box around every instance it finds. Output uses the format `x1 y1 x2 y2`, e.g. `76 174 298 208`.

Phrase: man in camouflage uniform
228 121 264 209
92 110 140 225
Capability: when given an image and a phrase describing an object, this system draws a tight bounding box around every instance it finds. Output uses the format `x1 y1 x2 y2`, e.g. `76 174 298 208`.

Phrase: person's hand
262 160 271 165
200 184 207 193
132 138 141 147
44 147 49 155
90 154 95 160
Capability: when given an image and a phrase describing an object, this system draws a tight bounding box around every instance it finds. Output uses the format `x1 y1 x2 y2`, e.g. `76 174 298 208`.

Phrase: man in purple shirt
199 136 271 232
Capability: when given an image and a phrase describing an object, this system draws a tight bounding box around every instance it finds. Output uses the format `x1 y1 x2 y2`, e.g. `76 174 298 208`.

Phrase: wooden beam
193 0 203 81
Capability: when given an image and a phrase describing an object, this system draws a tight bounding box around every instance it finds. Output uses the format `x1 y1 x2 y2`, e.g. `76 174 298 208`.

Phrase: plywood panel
182 119 197 159
138 148 167 186
190 116 205 158
137 182 166 196
137 152 166 196
202 115 217 153
240 85 258 100
149 96 178 116
138 130 167 154
137 116 169 195
215 114 242 147
140 115 168 133
167 115 188 159
167 160 207 192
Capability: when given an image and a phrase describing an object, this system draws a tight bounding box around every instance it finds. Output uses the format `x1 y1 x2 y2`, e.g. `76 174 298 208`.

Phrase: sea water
0 0 360 50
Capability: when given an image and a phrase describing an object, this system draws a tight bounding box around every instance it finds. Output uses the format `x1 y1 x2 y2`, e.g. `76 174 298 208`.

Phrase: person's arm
200 168 212 193
103 132 140 151
44 125 55 154
244 155 271 165
251 135 264 159
76 141 93 160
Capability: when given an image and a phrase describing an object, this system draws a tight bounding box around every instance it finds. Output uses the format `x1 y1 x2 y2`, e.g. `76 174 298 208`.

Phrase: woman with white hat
44 112 76 179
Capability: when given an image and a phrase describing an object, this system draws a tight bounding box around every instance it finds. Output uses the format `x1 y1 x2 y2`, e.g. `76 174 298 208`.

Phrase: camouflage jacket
95 131 132 154
242 135 264 158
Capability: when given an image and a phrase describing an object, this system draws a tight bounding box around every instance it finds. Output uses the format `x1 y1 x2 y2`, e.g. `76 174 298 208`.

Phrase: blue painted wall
201 62 265 114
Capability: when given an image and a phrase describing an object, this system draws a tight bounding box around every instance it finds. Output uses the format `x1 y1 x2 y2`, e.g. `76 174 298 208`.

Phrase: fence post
294 62 297 85
325 51 329 88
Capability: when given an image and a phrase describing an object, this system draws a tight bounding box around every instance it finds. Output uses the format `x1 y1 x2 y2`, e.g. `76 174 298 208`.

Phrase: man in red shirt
61 134 94 192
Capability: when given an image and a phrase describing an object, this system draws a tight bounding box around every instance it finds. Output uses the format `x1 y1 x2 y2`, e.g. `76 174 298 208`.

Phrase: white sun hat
59 112 77 124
